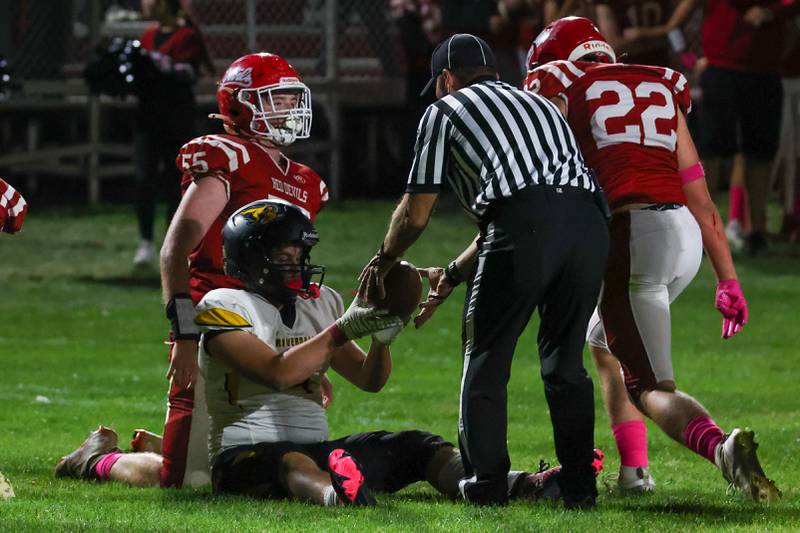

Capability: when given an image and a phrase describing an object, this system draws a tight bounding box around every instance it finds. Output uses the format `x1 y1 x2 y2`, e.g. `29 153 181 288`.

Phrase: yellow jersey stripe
195 307 252 328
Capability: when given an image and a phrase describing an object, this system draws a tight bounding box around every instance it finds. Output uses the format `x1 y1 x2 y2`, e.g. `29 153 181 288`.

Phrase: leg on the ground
108 453 162 487
278 451 336 505
458 248 537 505
591 344 654 493
537 210 608 509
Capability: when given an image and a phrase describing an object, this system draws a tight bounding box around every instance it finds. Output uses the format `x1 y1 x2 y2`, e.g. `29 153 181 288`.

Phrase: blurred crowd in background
0 0 799 256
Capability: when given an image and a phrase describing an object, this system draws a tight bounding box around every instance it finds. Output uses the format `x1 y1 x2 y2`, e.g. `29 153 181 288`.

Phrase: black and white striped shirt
406 80 595 220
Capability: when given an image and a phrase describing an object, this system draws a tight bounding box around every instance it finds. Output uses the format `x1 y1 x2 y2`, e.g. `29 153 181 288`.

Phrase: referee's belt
640 203 684 211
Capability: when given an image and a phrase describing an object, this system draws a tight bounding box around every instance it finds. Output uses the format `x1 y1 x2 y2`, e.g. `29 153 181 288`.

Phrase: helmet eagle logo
239 205 280 224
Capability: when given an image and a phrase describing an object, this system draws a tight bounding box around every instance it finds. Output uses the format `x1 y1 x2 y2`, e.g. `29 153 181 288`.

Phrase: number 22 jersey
524 61 691 210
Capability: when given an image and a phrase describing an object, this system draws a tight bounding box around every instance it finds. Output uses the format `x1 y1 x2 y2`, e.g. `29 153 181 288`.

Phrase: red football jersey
524 61 690 210
176 134 329 302
0 178 28 234
141 24 204 67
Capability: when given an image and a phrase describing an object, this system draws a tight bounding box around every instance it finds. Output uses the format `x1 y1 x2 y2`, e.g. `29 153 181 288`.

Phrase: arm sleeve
659 67 692 115
405 104 453 193
523 62 573 97
176 136 243 197
0 179 28 234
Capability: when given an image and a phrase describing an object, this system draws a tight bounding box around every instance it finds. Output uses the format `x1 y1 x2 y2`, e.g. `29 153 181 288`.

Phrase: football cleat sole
716 428 781 502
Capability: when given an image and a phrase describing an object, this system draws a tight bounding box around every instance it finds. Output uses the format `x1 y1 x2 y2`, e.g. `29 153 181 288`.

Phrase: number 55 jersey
524 61 691 210
176 133 329 303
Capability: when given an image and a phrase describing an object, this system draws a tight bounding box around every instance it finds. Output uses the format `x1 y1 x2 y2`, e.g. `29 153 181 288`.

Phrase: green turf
0 201 799 531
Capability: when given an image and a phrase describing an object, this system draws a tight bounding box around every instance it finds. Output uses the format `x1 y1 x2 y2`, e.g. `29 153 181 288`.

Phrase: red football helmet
526 17 616 70
216 53 312 146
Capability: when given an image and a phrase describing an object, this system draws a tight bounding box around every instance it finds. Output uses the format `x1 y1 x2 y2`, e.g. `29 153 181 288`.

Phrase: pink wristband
679 162 705 184
327 323 348 346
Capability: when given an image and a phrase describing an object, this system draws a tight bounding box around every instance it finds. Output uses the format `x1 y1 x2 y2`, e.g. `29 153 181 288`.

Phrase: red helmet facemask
216 53 312 146
526 17 616 71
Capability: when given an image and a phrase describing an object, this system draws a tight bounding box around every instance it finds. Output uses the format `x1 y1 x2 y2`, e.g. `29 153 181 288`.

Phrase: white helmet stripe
568 40 616 63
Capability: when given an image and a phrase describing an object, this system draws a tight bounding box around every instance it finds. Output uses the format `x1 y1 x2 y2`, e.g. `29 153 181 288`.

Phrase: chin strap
286 279 321 300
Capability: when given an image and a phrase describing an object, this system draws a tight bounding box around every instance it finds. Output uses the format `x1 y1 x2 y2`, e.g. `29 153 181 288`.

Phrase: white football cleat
604 465 655 494
133 239 156 266
618 465 655 493
715 428 781 502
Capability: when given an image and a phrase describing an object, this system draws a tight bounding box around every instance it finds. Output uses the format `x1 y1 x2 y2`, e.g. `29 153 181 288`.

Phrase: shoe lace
602 472 620 493
536 459 550 474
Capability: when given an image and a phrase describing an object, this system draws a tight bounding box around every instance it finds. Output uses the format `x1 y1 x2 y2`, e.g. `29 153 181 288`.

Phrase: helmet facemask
237 81 312 146
241 239 325 306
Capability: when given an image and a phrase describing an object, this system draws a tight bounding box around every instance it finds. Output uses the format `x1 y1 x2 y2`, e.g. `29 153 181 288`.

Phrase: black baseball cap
420 33 497 97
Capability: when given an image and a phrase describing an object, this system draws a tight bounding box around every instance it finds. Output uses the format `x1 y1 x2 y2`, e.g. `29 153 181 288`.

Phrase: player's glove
372 322 405 346
715 279 748 339
329 298 404 346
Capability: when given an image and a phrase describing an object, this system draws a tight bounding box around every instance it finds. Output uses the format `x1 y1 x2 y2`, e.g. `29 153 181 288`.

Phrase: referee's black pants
458 186 609 505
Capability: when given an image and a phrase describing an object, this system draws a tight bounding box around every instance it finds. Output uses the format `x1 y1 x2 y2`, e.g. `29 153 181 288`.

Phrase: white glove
335 298 403 341
372 323 405 346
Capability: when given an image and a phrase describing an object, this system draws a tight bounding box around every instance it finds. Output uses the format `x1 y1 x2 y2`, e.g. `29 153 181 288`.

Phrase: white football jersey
196 285 344 460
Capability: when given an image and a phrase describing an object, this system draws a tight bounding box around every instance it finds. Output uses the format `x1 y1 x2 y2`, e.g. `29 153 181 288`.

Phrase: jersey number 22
586 80 676 151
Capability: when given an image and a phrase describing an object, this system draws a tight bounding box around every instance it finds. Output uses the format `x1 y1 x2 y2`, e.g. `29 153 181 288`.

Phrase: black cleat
328 448 376 506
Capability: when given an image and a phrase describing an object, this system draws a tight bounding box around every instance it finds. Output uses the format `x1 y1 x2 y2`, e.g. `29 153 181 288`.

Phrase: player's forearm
382 193 437 258
689 200 738 282
356 342 392 393
267 332 338 390
160 220 202 302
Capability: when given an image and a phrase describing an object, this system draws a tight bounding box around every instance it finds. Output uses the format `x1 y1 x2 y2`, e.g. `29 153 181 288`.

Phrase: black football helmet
223 199 325 304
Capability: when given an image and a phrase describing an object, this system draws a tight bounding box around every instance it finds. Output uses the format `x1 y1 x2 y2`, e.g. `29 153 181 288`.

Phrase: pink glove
715 279 748 339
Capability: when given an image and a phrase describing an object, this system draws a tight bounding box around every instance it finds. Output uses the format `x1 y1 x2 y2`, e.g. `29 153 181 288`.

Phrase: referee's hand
357 253 398 304
414 267 454 329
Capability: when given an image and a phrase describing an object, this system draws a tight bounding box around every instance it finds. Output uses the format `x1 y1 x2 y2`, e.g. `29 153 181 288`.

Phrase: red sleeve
657 66 693 115
0 179 28 234
523 61 578 97
176 135 252 195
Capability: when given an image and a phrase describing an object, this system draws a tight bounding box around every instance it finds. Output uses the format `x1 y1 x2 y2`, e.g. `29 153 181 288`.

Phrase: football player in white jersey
55 200 563 506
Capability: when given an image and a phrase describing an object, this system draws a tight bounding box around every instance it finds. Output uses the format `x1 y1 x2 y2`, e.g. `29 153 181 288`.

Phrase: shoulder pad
524 61 586 95
177 135 253 178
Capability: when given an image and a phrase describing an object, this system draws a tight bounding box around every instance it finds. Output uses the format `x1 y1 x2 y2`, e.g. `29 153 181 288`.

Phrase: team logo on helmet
239 204 280 224
221 66 253 87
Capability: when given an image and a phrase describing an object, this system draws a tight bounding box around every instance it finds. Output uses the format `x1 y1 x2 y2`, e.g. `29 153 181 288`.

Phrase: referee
357 33 609 508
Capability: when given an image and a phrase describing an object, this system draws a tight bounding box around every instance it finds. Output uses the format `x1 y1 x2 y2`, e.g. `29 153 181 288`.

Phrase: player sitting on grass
55 200 565 506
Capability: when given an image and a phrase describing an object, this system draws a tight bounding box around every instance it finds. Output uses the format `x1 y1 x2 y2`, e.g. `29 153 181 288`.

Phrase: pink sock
729 185 746 223
612 420 649 467
683 416 725 464
94 452 123 480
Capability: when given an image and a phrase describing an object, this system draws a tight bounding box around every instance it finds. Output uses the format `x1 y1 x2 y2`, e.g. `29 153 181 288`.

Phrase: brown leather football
374 261 423 322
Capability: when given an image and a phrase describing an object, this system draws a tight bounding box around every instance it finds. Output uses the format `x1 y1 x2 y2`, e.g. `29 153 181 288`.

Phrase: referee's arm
356 105 450 302
382 104 451 257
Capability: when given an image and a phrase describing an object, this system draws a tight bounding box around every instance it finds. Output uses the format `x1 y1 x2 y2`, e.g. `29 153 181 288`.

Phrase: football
374 261 423 322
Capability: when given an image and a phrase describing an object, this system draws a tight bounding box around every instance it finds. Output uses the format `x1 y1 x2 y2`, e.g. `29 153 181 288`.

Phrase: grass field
1 200 799 531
